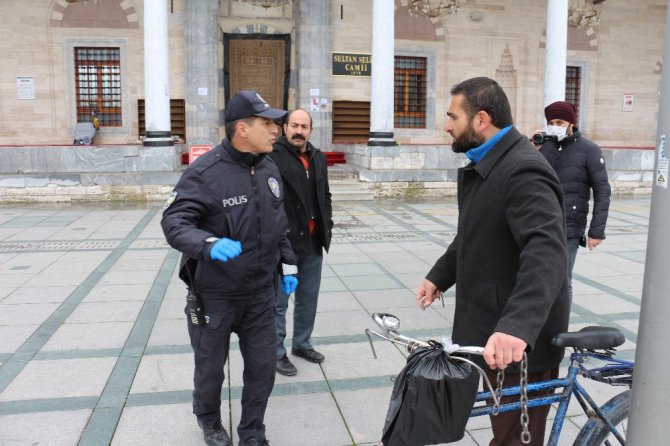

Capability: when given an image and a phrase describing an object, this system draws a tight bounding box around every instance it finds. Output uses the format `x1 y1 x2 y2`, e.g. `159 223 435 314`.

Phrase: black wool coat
426 127 570 373
269 137 333 256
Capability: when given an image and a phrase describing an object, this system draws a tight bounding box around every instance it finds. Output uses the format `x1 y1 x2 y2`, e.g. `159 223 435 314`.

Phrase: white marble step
328 166 374 201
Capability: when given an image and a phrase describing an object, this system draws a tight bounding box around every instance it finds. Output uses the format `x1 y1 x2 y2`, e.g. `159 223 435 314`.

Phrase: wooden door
223 33 291 110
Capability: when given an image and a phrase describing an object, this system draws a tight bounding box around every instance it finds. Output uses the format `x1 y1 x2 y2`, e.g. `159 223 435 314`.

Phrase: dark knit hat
544 101 576 124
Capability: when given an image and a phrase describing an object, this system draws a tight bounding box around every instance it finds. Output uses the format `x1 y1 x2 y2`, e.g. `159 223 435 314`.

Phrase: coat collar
274 135 315 158
561 128 581 145
222 138 266 167
465 125 512 164
469 126 525 179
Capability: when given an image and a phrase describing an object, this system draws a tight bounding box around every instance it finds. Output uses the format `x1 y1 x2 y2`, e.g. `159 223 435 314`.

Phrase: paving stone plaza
0 195 649 445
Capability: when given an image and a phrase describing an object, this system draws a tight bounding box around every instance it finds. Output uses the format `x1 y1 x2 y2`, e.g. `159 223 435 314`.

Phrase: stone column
294 0 332 150
544 0 568 107
143 0 173 146
185 0 220 146
368 0 395 146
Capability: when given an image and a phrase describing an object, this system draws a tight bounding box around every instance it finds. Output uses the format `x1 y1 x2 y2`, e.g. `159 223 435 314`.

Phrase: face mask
546 125 568 141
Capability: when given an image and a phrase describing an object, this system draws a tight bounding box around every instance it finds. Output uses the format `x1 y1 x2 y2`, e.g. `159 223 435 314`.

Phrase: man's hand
416 278 441 311
210 238 242 262
587 237 603 251
281 275 298 294
483 332 528 370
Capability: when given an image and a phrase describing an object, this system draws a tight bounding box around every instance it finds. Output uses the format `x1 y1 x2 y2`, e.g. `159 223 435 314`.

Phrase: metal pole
627 2 670 444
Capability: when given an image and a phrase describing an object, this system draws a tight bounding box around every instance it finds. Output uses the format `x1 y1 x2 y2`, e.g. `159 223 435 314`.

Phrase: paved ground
0 195 649 445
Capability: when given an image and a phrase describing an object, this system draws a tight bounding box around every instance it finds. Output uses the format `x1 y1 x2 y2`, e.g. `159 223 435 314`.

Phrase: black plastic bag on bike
381 341 479 446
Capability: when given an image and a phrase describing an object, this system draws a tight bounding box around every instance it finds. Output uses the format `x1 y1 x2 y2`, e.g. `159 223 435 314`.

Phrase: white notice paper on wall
622 94 634 112
17 77 35 100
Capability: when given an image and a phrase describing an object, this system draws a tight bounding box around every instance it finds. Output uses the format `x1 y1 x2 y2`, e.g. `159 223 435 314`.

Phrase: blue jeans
275 236 323 359
567 236 581 303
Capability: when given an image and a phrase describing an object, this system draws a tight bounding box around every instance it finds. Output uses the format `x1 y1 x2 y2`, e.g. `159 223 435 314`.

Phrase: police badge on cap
268 177 280 198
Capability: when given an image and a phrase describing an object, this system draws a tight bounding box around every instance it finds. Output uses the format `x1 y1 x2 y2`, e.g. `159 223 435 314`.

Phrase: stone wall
0 0 185 146
0 145 181 203
0 1 665 150
329 0 665 149
0 141 653 203
335 143 654 198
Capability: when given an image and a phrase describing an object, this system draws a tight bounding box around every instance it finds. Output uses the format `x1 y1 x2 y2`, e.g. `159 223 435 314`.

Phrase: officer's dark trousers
188 288 276 442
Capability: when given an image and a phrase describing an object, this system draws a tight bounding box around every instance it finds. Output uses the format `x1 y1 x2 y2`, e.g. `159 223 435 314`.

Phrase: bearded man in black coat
416 77 570 446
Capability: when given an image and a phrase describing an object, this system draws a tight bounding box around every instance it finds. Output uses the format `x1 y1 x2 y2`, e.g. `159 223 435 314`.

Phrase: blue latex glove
281 275 298 295
210 238 242 262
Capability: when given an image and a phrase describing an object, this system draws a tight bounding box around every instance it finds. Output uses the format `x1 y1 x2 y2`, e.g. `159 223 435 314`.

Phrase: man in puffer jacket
537 101 611 302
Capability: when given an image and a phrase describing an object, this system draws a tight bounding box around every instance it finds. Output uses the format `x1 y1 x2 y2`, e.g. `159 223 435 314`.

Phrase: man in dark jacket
416 77 570 446
538 101 611 302
269 109 333 376
161 90 298 446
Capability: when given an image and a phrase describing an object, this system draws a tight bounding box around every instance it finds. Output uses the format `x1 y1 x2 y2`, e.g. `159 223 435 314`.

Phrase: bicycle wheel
573 389 630 445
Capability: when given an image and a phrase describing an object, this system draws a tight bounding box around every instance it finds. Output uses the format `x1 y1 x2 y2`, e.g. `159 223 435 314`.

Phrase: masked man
538 101 611 302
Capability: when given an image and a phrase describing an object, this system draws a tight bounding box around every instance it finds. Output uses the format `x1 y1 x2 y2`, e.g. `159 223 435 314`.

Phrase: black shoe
239 439 270 446
197 419 232 446
291 348 325 364
276 355 297 376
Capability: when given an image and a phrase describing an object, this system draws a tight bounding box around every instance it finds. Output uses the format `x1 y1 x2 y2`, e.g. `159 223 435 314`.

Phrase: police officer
161 90 299 446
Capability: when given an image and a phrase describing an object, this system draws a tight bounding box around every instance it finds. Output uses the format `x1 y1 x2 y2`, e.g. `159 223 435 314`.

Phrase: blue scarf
465 125 512 164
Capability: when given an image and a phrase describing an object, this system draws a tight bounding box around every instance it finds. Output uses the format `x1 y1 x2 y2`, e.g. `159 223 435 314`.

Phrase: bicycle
365 313 634 446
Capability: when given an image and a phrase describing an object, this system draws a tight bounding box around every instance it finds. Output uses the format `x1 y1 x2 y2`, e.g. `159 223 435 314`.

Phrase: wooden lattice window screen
74 47 122 127
394 56 427 128
332 101 370 143
137 99 186 142
566 66 582 124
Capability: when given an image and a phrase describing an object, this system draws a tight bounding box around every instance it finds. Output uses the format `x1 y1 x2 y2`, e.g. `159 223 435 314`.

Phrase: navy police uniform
161 138 296 442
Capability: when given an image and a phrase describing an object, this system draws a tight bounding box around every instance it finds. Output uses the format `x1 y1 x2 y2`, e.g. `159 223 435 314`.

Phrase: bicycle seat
551 326 625 350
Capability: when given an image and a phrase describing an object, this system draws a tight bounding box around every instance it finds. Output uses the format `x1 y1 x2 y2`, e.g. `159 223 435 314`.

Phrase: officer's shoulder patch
268 177 281 198
164 191 178 210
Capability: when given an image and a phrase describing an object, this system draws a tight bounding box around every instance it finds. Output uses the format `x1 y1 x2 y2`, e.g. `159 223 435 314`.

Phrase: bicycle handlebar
365 312 504 406
367 312 484 356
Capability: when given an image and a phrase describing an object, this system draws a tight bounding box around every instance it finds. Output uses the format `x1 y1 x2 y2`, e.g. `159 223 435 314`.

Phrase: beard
450 124 484 153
